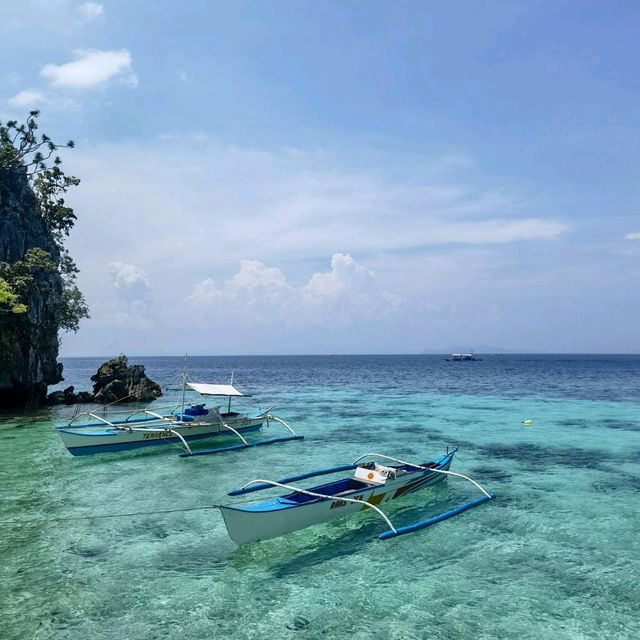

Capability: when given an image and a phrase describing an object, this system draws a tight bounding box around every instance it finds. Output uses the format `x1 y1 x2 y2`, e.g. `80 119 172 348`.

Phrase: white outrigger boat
220 448 494 543
55 382 302 457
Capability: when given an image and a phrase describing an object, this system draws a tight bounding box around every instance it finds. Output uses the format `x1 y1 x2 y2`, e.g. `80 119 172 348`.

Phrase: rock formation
0 165 63 406
91 355 162 404
46 386 94 405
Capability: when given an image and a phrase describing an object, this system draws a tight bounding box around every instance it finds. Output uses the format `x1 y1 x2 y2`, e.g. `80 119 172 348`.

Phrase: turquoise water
1 355 639 639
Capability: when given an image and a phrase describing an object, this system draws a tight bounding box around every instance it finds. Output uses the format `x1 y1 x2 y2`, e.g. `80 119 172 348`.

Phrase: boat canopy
186 383 249 397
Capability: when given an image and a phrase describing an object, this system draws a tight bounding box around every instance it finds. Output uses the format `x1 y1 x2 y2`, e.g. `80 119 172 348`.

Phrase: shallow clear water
1 355 639 639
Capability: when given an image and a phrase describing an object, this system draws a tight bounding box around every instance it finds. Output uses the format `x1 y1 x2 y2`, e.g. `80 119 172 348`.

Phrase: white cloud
303 253 374 301
108 261 150 298
184 254 400 327
625 232 640 241
41 49 136 88
77 2 103 22
58 138 577 353
65 138 567 281
422 218 566 244
7 89 46 107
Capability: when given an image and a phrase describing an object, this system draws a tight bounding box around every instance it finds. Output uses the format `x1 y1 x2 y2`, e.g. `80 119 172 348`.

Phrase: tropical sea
1 354 638 640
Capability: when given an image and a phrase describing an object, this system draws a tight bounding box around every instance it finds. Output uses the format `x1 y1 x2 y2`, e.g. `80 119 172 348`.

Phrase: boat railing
124 405 180 422
352 452 492 499
143 409 179 423
76 412 118 428
237 479 398 535
64 404 181 427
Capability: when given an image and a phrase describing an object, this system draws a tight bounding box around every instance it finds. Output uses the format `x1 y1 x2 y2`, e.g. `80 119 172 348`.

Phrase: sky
1 0 639 355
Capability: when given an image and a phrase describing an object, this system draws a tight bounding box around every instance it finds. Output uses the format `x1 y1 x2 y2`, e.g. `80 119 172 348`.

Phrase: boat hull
220 456 452 544
57 416 264 456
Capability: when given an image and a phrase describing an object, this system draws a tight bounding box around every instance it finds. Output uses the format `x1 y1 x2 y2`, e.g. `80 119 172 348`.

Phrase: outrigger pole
378 494 493 540
351 452 494 539
179 412 303 457
228 463 359 495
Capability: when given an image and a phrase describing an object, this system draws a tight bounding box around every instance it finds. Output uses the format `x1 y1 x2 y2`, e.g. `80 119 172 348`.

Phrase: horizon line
57 352 640 358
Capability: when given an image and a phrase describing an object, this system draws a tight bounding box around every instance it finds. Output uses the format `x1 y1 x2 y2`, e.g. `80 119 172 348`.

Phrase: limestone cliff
0 165 64 406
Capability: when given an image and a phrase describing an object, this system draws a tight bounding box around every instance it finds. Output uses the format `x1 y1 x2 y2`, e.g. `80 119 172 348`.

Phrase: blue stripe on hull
225 455 455 515
66 423 263 456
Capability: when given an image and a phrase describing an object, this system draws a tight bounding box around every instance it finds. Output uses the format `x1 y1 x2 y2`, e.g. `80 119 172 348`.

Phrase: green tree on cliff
0 277 27 314
0 111 89 334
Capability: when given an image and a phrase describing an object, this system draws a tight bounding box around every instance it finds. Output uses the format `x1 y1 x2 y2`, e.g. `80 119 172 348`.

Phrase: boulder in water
91 355 162 404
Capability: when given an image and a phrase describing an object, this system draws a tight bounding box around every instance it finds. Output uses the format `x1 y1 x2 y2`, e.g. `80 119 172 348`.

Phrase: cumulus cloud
60 139 572 352
303 254 374 301
108 261 150 299
625 232 640 241
41 49 136 88
77 2 104 22
184 254 400 327
7 89 46 107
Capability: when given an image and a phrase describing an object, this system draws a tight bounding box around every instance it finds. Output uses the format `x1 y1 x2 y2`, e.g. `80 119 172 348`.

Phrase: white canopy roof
186 383 248 397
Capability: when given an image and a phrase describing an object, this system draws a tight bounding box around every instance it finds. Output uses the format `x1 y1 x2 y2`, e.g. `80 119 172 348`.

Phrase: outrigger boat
446 352 482 362
220 448 494 543
55 381 302 457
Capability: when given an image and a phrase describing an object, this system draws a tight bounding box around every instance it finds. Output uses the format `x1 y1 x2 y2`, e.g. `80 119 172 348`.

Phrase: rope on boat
0 504 227 527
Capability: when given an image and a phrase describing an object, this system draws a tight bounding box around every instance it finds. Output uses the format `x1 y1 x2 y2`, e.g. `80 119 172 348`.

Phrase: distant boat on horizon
445 352 482 362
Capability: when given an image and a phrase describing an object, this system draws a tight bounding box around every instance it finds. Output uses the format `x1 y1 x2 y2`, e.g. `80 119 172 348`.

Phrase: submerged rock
286 616 310 631
91 355 162 404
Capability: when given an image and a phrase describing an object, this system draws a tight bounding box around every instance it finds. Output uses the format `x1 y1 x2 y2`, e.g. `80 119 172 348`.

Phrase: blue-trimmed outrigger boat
55 381 302 457
220 449 494 543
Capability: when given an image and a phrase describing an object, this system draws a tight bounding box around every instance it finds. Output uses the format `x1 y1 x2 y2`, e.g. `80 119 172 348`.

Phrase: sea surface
1 354 638 640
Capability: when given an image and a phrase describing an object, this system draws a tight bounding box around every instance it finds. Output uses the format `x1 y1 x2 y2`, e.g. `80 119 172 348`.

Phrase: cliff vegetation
0 111 88 407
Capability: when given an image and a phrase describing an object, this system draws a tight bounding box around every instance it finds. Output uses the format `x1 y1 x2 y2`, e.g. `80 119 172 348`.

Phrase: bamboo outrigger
220 448 494 543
